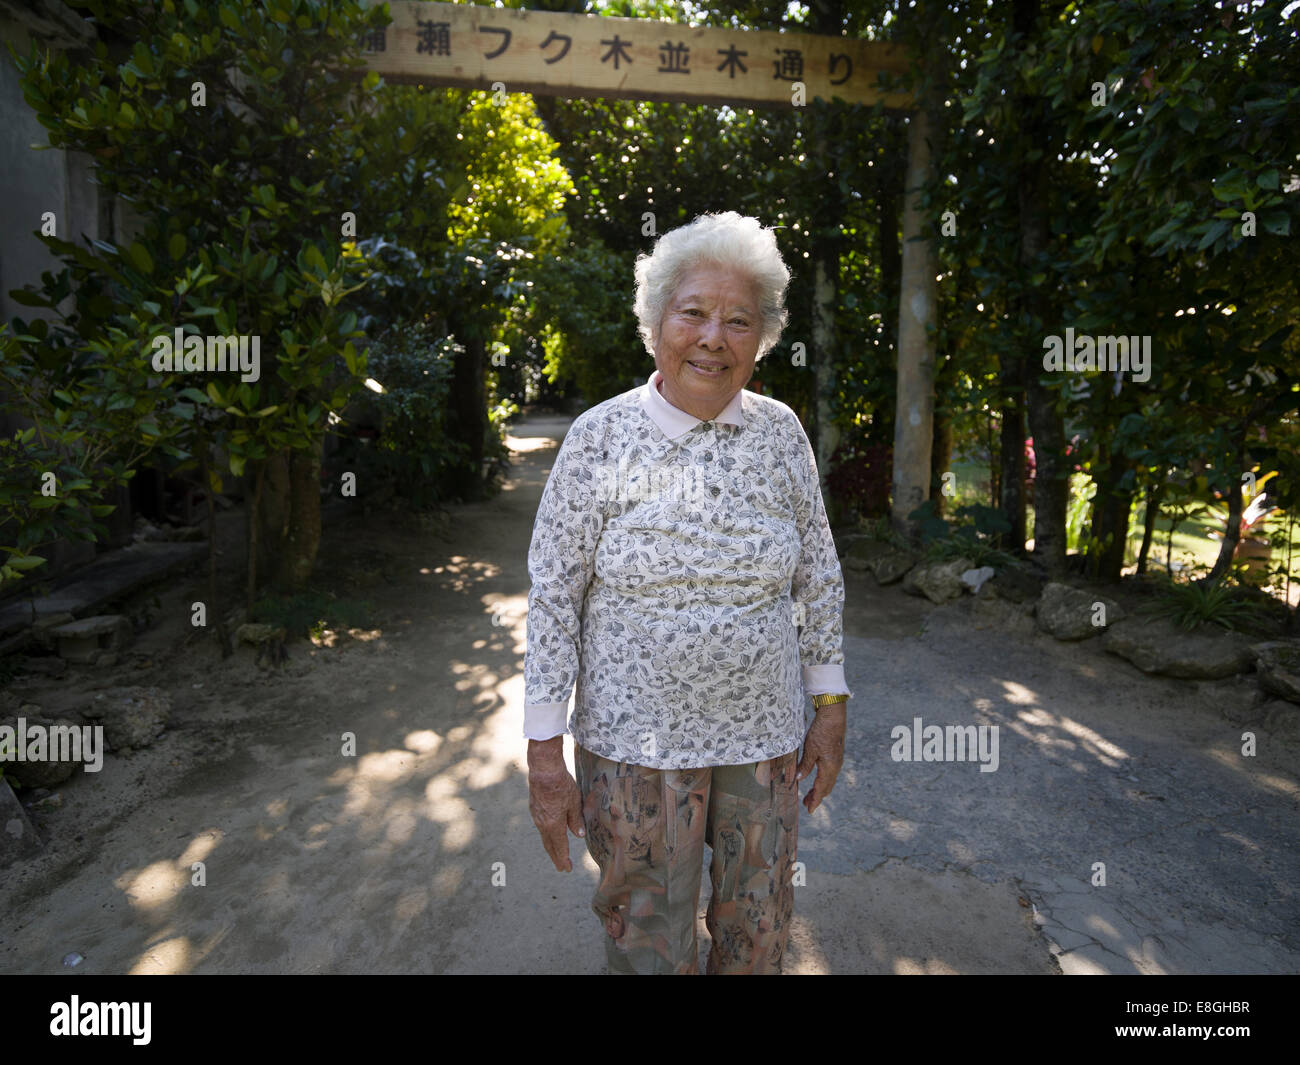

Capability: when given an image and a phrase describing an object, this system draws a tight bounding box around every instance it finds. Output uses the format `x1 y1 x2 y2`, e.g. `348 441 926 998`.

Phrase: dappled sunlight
423 774 477 851
946 839 979 865
404 729 442 755
892 955 961 974
1000 693 1130 769
886 817 917 842
1219 830 1261 853
119 860 186 914
505 433 557 453
420 556 501 591
381 798 422 845
128 935 193 975
117 829 224 916
311 626 384 647
1204 746 1300 800
999 679 1041 706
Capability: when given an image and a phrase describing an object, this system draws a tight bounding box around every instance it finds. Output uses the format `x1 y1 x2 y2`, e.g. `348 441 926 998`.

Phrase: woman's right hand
527 737 585 872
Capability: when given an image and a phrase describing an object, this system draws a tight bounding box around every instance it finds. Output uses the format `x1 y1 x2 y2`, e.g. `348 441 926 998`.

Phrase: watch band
810 693 850 707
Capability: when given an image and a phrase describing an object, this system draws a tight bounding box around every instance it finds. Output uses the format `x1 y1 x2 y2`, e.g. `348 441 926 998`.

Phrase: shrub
1138 574 1273 633
343 323 468 508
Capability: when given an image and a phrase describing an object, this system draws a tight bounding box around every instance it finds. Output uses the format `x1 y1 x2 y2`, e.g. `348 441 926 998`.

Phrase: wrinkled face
652 265 763 420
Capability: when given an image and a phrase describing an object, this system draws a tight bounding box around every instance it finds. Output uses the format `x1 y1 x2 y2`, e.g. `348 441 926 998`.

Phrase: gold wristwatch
810 693 850 708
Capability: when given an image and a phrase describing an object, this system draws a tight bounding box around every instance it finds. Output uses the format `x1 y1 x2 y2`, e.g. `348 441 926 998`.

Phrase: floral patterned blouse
523 369 850 769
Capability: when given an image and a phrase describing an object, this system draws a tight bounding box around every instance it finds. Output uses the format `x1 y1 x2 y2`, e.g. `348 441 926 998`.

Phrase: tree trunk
1136 481 1163 575
276 437 322 592
253 449 291 598
891 102 940 538
811 253 840 517
987 412 1001 510
873 111 905 458
876 114 905 364
998 374 1026 553
930 389 953 519
447 326 487 502
199 426 232 658
1207 451 1247 585
246 458 269 612
809 0 845 518
1086 441 1134 584
1015 0 1068 577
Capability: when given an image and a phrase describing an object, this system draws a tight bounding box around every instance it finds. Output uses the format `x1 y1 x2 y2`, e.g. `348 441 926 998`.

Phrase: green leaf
304 243 328 273
1257 169 1280 191
6 555 47 571
127 242 154 275
1261 211 1290 236
169 232 187 259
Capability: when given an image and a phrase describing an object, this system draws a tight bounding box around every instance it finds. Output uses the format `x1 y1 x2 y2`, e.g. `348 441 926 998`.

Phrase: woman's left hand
795 702 845 814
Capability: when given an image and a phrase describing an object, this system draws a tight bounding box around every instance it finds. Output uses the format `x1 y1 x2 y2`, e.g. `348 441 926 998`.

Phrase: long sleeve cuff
803 663 851 698
523 700 570 740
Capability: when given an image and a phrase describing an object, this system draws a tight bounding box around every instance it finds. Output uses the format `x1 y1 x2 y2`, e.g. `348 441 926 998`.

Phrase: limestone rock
1251 641 1300 704
51 615 133 663
1036 582 1123 641
81 685 171 750
986 564 1047 603
837 537 919 585
31 612 75 650
0 780 42 869
870 546 919 585
0 709 82 788
960 566 996 595
903 557 973 604
1103 617 1256 678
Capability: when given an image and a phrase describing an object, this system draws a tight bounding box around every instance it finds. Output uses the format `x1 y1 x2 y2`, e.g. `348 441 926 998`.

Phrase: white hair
633 211 790 361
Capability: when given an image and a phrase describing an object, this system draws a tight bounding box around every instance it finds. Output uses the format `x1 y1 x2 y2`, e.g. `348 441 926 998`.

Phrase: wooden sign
356 1 912 110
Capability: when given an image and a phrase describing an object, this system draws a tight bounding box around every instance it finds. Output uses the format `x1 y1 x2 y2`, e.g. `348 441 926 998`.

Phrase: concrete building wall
0 2 132 585
0 1 98 330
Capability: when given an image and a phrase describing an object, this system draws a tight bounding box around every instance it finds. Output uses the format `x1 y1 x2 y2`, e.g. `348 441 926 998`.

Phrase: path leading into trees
3 411 1297 974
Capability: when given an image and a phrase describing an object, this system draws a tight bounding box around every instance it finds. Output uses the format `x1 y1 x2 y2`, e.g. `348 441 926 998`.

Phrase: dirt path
2 410 1297 974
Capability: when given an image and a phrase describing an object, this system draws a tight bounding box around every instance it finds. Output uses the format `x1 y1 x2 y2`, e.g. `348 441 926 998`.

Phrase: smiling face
652 265 763 421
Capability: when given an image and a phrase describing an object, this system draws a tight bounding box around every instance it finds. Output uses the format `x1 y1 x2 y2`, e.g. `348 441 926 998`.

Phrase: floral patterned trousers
575 743 800 974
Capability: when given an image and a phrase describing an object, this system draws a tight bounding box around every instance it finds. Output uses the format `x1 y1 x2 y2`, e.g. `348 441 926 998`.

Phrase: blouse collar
640 368 746 440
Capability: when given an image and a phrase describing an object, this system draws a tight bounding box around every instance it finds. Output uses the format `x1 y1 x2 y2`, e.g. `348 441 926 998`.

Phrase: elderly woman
523 211 850 975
